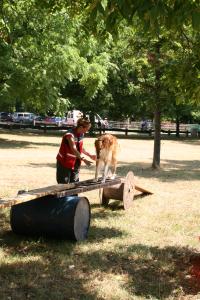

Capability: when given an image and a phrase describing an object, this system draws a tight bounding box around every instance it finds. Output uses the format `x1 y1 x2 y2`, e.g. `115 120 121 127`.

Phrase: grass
0 129 200 300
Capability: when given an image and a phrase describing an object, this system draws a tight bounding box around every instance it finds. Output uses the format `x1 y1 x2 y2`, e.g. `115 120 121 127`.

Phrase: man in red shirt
56 117 96 183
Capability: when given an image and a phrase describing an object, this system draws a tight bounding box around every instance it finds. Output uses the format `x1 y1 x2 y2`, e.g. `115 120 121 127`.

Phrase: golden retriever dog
94 134 118 182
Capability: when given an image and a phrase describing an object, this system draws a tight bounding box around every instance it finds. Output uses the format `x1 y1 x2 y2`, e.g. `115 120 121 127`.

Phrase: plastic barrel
10 195 91 241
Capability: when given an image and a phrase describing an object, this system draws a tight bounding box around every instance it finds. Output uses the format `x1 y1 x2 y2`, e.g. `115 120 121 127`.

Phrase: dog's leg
110 159 117 179
102 163 109 183
95 160 104 182
110 169 116 180
95 160 100 182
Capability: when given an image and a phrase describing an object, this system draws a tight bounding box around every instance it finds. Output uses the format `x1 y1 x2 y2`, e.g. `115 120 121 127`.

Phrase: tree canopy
0 0 113 113
1 0 200 168
1 0 200 113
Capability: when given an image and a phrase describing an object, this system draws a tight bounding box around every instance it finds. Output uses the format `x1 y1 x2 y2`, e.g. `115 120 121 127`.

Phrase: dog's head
95 134 115 157
101 134 115 149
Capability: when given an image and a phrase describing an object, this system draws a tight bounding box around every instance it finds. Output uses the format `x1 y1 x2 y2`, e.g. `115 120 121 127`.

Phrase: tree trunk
89 112 96 136
176 117 180 137
152 106 161 169
175 111 180 137
152 41 162 169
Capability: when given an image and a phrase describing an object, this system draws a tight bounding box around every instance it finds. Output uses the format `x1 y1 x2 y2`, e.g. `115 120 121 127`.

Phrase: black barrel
10 195 91 241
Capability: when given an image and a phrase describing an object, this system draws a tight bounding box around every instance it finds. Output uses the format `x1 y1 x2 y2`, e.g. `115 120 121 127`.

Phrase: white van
12 112 35 123
65 110 106 127
65 110 83 126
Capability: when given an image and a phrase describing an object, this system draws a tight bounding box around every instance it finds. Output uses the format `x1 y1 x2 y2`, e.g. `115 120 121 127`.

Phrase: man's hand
82 148 96 161
89 154 96 161
82 158 93 167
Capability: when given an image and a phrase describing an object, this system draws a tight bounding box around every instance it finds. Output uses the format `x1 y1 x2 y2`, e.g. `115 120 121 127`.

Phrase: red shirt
56 128 84 169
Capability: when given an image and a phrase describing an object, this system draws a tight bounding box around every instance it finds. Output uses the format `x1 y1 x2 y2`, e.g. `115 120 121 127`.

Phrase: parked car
64 110 83 126
44 116 65 125
34 115 45 122
0 112 13 122
12 112 36 124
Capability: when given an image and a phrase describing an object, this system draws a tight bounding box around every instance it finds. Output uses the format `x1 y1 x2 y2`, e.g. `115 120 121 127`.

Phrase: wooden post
44 124 47 133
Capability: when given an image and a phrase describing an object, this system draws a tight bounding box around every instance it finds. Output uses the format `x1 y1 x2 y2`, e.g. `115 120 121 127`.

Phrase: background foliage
1 0 200 168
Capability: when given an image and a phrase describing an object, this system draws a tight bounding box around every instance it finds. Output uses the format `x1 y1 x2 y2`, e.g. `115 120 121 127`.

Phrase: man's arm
82 148 96 161
67 136 82 159
67 137 94 166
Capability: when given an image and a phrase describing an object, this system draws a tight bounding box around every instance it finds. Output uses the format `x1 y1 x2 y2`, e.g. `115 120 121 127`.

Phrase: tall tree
85 0 200 168
0 0 113 114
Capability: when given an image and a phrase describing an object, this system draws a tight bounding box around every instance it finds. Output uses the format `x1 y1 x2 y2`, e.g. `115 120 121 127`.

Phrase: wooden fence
0 121 199 137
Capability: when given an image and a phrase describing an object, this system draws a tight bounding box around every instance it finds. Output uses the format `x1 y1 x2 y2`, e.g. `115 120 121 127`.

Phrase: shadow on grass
0 224 199 299
0 206 199 299
176 139 200 146
24 156 199 182
18 157 199 184
0 128 64 137
116 159 200 182
0 257 99 300
0 138 58 149
28 163 56 169
0 208 125 299
90 201 126 214
0 225 125 248
78 244 200 299
104 133 200 144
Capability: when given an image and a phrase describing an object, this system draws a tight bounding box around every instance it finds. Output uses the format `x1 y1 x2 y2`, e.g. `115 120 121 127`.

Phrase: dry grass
0 129 200 300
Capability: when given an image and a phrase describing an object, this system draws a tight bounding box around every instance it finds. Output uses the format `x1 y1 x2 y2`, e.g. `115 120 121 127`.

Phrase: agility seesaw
0 172 153 241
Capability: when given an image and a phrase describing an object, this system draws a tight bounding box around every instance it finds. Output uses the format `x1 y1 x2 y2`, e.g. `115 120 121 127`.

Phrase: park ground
0 129 200 300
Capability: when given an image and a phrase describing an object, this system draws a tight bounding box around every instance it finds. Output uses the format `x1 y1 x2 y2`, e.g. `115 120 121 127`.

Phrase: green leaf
101 0 108 11
192 11 200 30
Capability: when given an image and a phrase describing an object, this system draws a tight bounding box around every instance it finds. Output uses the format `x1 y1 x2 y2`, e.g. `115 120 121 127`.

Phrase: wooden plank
0 177 122 209
55 177 122 198
0 183 76 209
22 183 76 195
135 185 153 195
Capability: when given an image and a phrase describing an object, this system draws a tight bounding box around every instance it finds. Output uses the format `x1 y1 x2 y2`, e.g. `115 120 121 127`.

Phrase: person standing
56 117 96 184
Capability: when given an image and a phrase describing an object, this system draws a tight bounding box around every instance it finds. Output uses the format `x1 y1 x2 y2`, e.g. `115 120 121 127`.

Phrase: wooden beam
0 176 153 210
135 185 153 195
0 177 122 209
